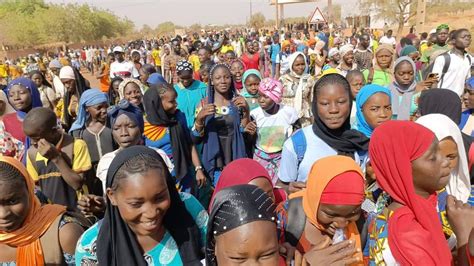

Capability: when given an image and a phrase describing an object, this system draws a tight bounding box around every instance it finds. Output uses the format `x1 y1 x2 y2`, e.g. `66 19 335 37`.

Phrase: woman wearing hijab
400 45 423 82
389 56 423 121
336 44 357 77
367 121 474 265
59 66 90 130
275 40 292 79
117 78 144 110
279 51 315 127
277 74 369 193
363 44 395 87
241 69 262 111
3 77 42 161
230 59 246 93
206 185 279 266
209 158 280 212
0 156 85 265
353 84 392 138
76 146 207 265
276 155 365 265
107 76 123 106
322 47 340 71
29 70 57 110
416 114 471 204
174 60 207 130
192 63 249 186
461 78 474 137
0 90 23 159
143 83 206 193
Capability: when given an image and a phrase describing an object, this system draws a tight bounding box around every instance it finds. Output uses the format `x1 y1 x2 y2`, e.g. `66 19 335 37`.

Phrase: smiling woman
75 146 208 266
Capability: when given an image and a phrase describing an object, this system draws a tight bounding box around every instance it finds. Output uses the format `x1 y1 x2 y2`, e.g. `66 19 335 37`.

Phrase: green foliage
156 21 176 35
249 12 266 29
0 0 134 46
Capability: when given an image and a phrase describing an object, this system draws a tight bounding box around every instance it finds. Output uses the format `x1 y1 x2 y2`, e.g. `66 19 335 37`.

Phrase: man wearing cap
110 46 134 79
421 24 450 65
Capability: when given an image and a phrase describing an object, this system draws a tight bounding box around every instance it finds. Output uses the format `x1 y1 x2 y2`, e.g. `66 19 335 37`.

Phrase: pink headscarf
258 78 283 104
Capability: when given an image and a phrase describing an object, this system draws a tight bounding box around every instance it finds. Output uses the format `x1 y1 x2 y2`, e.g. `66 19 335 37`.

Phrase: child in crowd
24 107 92 210
247 78 299 184
241 69 262 111
346 70 366 125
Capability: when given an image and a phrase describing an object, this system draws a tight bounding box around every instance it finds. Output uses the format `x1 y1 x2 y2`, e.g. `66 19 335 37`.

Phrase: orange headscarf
282 40 291 50
0 156 66 266
290 155 364 264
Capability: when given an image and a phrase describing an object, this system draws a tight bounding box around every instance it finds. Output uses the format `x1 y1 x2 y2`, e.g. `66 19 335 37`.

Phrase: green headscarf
241 69 262 98
400 45 418 57
436 24 449 32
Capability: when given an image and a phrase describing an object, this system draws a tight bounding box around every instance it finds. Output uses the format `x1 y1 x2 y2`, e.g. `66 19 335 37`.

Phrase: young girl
241 69 262 112
249 78 298 184
143 83 206 193
230 59 245 93
76 146 207 265
0 90 23 160
29 70 57 110
368 121 474 264
199 60 213 85
0 156 86 265
59 66 90 130
118 78 143 109
107 77 123 106
336 44 357 77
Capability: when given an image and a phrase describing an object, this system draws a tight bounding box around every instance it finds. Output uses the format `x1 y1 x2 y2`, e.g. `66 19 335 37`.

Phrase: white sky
46 0 357 27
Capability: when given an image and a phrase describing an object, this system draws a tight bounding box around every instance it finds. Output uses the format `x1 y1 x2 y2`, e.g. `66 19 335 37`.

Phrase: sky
46 0 358 28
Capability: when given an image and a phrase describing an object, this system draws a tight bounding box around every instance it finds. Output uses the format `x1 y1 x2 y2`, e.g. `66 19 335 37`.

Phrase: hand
37 139 61 160
196 104 216 124
289 181 306 193
244 121 257 135
423 74 439 88
304 239 360 266
232 96 249 112
77 195 106 216
279 242 297 266
196 169 207 188
446 195 474 246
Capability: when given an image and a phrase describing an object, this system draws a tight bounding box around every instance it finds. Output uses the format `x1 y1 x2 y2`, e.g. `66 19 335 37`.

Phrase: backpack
291 129 307 167
422 52 471 88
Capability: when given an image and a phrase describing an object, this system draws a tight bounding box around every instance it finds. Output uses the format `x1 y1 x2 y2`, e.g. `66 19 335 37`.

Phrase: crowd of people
0 22 473 265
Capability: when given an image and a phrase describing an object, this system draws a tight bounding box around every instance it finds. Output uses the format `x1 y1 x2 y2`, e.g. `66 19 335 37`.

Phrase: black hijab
311 73 369 158
143 83 192 181
206 184 276 266
96 146 203 265
108 76 123 106
63 68 90 130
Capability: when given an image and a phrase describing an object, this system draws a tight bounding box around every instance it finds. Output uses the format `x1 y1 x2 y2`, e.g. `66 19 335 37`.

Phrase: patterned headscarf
176 60 193 74
258 78 283 104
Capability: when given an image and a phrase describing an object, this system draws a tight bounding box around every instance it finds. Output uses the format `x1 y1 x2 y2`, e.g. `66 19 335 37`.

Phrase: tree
358 0 417 35
140 24 154 37
249 12 266 30
189 23 202 33
156 22 176 36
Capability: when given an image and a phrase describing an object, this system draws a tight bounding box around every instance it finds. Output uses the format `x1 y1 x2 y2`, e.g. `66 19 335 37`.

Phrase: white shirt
276 53 291 75
432 51 472 96
379 36 396 46
109 60 134 78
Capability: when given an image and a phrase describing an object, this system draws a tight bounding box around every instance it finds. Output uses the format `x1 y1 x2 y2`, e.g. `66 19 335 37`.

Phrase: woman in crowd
76 146 207 265
192 63 249 186
230 59 245 93
249 78 299 184
336 44 357 77
107 77 123 106
138 64 156 89
389 56 423 121
416 114 472 204
277 74 369 193
118 78 143 110
279 51 315 127
69 89 114 195
363 44 394 87
0 90 23 159
353 84 392 138
241 69 262 111
174 60 207 129
400 45 423 82
199 60 214 85
3 77 42 160
368 121 474 265
59 66 90 130
29 70 57 110
322 47 340 71
143 83 206 193
461 78 474 136
276 155 365 265
309 40 326 76
206 185 279 266
0 156 85 265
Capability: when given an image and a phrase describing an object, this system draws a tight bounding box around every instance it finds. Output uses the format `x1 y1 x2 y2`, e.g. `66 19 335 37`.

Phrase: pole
275 0 280 29
250 0 252 20
327 0 332 25
415 0 426 34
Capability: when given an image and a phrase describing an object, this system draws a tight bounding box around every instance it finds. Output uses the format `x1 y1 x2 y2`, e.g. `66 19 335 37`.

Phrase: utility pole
415 0 427 34
250 0 252 19
327 0 332 25
275 0 280 29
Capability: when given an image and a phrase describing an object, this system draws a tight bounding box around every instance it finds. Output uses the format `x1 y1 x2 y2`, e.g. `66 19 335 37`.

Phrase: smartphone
427 73 438 79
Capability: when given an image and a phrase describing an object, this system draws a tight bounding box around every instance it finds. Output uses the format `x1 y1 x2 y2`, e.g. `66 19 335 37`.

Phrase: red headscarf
369 121 452 265
209 158 273 210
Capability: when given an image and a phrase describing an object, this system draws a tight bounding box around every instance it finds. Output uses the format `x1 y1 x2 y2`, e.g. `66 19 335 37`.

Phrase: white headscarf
0 90 15 118
288 51 307 78
416 114 471 202
339 44 354 57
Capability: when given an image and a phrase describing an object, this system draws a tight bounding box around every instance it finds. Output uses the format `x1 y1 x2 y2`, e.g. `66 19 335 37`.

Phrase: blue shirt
174 80 207 130
278 126 367 183
269 43 281 62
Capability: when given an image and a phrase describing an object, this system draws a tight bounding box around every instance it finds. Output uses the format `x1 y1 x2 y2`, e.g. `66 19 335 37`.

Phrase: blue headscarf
240 69 262 98
108 99 144 134
147 73 167 85
354 84 392 138
202 64 247 178
5 77 42 119
69 88 108 133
